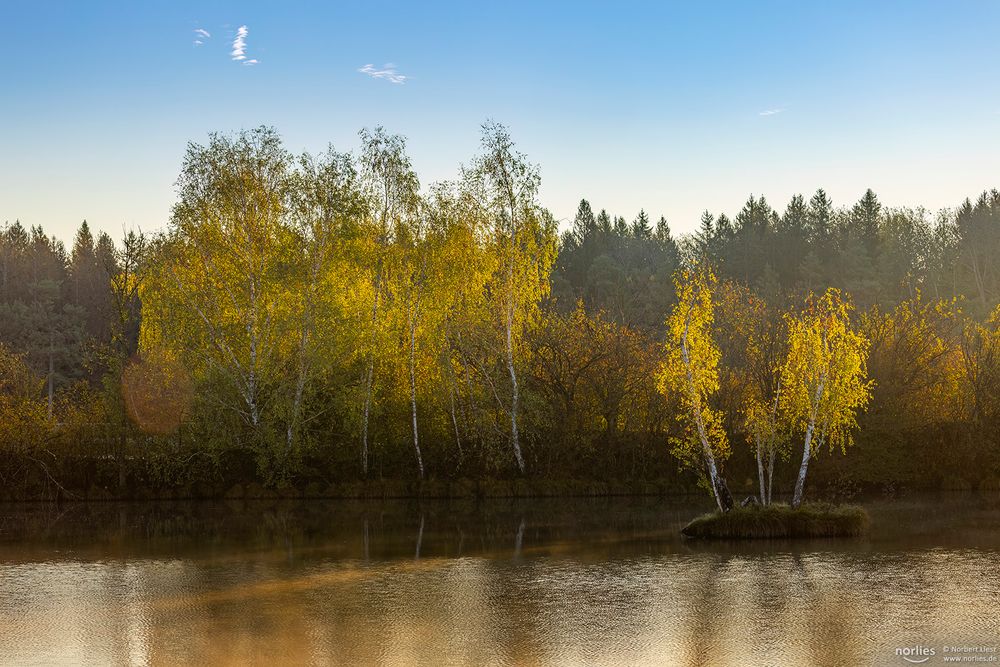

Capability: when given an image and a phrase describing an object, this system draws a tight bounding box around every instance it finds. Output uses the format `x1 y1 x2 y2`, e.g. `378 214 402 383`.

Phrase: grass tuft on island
681 502 870 539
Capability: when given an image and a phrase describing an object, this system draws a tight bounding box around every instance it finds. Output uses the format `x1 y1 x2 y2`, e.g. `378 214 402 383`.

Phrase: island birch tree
719 285 788 506
782 288 872 508
657 264 734 512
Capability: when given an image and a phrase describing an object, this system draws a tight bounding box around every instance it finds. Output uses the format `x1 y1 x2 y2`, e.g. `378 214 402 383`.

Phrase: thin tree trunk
792 419 815 508
679 303 730 512
767 448 776 505
761 379 781 505
505 298 524 473
361 280 382 477
755 436 767 505
288 247 322 457
792 375 826 508
503 178 526 475
446 356 463 458
247 277 260 428
408 305 423 479
47 333 54 422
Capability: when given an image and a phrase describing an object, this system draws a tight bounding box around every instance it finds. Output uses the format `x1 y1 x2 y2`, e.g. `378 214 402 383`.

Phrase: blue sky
2 1 999 242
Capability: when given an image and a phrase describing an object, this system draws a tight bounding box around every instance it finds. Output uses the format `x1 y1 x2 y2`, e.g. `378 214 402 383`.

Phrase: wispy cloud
194 28 211 38
358 63 408 84
231 25 248 60
243 59 258 66
759 108 785 116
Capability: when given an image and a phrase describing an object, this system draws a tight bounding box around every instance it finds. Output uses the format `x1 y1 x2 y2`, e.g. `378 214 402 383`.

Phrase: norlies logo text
897 646 936 663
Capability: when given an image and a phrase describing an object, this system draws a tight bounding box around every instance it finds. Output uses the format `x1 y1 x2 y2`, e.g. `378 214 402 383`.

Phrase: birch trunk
361 279 382 476
287 244 323 456
505 297 524 473
755 436 767 505
792 374 826 508
503 176 525 475
408 302 424 479
446 357 463 458
760 380 782 505
767 448 776 505
792 419 815 508
679 304 730 512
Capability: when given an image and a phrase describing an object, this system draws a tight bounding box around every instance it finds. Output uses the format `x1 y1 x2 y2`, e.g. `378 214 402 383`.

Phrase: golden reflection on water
0 498 999 666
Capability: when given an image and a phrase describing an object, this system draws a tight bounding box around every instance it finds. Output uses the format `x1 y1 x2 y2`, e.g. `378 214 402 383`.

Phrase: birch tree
431 184 495 465
657 264 734 512
142 127 293 448
717 284 787 505
285 148 361 456
392 201 436 478
782 288 872 508
356 127 420 475
463 121 556 473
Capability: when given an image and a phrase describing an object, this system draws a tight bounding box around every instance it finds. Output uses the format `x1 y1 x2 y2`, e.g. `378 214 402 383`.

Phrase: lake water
0 496 998 666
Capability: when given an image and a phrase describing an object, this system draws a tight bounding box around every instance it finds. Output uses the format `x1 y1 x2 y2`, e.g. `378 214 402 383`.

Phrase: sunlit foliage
657 264 733 510
782 289 873 506
1 128 1000 498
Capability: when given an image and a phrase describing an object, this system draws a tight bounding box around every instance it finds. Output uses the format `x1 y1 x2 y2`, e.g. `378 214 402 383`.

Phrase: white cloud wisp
358 63 408 84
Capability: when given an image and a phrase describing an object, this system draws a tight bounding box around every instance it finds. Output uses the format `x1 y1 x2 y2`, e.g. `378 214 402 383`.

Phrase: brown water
0 496 998 666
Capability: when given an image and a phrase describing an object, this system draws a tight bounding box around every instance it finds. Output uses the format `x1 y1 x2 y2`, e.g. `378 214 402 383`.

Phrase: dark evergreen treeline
555 188 1000 325
2 126 1000 500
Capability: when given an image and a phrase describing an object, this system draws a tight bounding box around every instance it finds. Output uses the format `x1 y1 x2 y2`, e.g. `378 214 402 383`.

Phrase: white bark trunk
506 298 524 473
288 245 324 456
679 303 725 512
446 357 463 457
361 278 382 476
792 419 814 508
408 306 424 479
792 374 826 508
767 449 775 505
755 436 767 505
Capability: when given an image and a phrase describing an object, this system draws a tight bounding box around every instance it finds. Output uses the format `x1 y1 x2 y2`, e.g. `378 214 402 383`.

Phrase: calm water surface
0 495 998 666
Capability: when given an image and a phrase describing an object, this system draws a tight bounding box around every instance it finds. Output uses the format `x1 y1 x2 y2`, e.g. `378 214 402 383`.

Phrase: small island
681 503 870 539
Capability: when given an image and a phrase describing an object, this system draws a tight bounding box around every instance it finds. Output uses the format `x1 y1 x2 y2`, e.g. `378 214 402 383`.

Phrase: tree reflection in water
0 496 999 665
